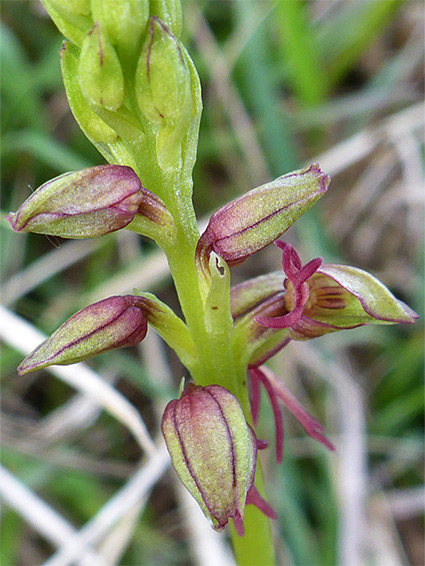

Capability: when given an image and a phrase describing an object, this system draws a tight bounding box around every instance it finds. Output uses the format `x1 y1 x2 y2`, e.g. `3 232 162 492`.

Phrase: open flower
228 241 418 462
256 241 418 339
162 383 276 535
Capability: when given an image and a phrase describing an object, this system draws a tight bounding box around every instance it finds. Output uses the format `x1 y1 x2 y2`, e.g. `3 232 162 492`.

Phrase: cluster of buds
48 0 201 186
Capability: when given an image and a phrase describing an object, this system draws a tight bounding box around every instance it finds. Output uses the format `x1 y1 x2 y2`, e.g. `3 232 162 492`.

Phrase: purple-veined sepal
6 165 175 242
18 295 149 374
17 293 195 374
196 164 330 280
161 383 276 535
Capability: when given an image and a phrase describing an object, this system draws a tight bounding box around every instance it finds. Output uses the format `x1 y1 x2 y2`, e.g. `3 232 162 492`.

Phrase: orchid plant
6 1 418 564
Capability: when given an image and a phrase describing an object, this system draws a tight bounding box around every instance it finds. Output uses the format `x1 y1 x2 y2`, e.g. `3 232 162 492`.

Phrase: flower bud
91 0 149 59
135 16 191 126
196 164 330 275
79 23 124 111
162 384 257 533
6 165 145 238
17 296 149 374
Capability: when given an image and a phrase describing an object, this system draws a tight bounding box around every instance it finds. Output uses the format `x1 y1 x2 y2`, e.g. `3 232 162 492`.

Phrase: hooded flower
17 295 150 374
161 383 276 535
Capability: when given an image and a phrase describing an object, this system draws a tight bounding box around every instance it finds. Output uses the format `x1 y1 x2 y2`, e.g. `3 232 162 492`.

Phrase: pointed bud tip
5 212 18 232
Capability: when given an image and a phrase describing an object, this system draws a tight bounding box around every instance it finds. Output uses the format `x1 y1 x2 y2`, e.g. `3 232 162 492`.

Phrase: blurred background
1 1 424 565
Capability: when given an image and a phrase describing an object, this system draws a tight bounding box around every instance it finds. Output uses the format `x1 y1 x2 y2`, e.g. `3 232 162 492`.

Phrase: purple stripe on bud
161 383 275 534
18 295 150 374
6 165 146 238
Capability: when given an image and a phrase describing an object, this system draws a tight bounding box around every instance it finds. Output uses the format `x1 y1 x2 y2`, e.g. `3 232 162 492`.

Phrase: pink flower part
255 242 322 329
259 366 335 452
249 367 285 463
246 485 277 520
250 367 262 425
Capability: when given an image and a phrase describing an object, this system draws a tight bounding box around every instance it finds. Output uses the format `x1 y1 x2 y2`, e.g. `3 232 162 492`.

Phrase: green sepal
231 272 283 320
312 265 418 326
230 272 289 367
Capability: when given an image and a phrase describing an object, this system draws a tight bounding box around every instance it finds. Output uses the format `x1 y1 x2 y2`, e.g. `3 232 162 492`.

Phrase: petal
259 366 334 451
250 368 285 463
255 305 305 329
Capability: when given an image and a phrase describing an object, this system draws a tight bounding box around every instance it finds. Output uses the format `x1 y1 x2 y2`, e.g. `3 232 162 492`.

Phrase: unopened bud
60 42 119 143
79 23 124 110
150 0 183 38
6 165 144 238
42 0 93 46
135 16 190 126
17 296 149 374
196 164 330 275
162 384 257 534
91 0 149 58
